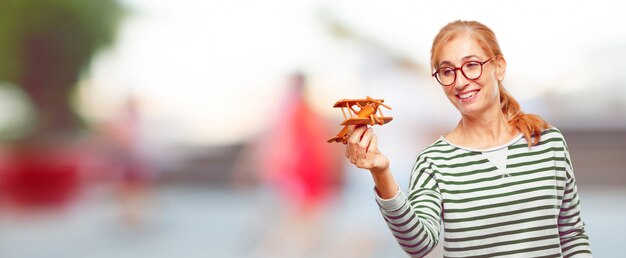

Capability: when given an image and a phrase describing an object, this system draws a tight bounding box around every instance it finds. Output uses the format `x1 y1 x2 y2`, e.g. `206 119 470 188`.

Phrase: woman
346 20 592 257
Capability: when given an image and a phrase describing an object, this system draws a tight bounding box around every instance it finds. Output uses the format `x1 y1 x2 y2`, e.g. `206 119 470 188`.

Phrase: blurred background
0 0 625 257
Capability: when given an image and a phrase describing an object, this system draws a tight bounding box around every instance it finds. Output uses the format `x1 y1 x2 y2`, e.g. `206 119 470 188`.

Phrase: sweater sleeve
558 141 593 257
375 158 443 258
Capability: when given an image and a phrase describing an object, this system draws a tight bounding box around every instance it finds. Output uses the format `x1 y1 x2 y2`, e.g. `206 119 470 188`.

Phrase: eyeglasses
432 57 495 86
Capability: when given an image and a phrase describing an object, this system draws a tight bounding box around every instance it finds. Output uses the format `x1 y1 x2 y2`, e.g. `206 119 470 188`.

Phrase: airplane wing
332 98 385 108
340 116 393 126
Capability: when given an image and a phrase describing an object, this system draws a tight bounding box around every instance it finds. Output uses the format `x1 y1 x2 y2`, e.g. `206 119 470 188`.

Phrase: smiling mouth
456 89 480 100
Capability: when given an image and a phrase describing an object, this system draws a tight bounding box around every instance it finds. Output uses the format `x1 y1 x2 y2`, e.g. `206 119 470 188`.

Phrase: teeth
459 91 476 99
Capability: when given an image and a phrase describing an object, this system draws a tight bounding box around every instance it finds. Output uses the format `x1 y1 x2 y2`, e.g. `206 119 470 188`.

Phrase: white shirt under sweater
375 128 592 257
441 134 523 176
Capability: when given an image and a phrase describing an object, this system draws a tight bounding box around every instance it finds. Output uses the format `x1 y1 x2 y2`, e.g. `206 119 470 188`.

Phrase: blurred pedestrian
105 96 156 229
235 72 344 256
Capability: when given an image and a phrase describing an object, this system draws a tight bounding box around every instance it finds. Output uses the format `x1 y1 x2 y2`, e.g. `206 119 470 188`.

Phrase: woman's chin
457 102 488 117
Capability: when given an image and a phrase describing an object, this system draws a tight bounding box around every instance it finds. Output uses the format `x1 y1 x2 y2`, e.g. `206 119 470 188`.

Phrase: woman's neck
447 106 518 149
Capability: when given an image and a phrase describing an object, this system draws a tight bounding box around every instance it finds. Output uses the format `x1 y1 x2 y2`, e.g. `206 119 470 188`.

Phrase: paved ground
0 182 623 258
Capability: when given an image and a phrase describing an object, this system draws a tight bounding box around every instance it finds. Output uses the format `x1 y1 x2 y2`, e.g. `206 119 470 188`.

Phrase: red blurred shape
2 148 81 208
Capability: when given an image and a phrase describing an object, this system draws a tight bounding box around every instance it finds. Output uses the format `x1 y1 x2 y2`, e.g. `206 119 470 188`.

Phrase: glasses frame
432 57 495 86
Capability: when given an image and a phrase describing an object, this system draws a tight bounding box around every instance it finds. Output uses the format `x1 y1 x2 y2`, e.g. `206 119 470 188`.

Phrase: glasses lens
462 61 482 80
437 67 455 86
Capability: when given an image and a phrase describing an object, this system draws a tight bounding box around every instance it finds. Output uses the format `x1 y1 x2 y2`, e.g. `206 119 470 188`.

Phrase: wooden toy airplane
327 96 393 144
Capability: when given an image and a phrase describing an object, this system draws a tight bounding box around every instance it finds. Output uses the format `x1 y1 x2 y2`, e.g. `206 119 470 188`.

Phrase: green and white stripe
376 128 592 257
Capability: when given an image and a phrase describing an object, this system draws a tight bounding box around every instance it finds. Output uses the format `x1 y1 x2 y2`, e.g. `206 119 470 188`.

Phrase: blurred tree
0 0 123 141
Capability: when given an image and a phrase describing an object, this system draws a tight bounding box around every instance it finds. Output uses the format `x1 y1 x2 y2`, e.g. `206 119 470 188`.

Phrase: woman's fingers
358 130 376 168
347 126 366 163
366 134 379 167
358 128 373 159
345 126 378 169
347 125 355 134
343 127 389 172
369 133 378 154
345 125 356 158
348 125 366 143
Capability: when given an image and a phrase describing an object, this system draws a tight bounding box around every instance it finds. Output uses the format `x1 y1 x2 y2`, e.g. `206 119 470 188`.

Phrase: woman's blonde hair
430 20 549 146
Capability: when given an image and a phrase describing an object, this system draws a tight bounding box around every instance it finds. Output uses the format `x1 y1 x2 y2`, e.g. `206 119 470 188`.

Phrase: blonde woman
346 20 592 257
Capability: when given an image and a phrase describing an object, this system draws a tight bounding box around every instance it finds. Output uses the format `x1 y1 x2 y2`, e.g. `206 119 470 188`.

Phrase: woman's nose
454 70 470 89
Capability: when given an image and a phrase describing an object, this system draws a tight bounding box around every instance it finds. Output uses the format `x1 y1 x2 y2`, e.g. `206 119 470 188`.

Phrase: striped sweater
376 128 592 257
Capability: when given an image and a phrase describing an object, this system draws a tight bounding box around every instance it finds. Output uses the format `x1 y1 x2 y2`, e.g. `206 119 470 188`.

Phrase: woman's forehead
439 34 488 64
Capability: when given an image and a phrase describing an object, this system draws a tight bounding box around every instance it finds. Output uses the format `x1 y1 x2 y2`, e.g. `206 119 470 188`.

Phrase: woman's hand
345 126 398 199
345 126 390 175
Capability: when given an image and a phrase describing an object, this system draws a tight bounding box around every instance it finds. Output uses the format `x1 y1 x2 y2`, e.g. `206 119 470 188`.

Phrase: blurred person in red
260 72 343 212
233 72 343 256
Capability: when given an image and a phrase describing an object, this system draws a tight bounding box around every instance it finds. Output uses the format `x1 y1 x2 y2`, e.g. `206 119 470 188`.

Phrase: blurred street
2 184 624 258
2 130 625 258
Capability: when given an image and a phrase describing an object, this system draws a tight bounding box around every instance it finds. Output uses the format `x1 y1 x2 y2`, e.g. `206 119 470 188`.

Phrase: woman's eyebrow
439 55 482 67
439 60 453 67
462 55 481 61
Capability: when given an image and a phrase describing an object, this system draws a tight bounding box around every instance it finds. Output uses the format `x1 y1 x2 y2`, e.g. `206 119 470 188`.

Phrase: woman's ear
496 56 506 81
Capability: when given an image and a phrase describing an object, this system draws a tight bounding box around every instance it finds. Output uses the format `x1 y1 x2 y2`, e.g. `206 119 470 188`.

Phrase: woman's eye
465 62 479 70
441 68 455 77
